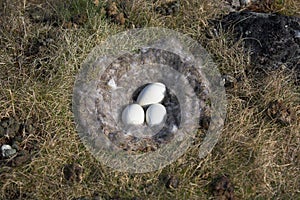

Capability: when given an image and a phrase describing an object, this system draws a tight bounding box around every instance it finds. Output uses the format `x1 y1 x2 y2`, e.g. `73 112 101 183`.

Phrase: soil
266 99 296 125
165 175 180 189
63 163 84 183
210 175 235 200
158 173 180 189
215 11 300 84
155 0 180 16
0 117 38 167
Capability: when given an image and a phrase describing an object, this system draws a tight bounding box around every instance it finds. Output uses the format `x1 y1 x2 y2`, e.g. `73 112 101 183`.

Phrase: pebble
122 104 145 126
240 0 252 6
137 82 166 106
146 103 167 126
295 30 300 38
107 78 118 90
1 144 17 158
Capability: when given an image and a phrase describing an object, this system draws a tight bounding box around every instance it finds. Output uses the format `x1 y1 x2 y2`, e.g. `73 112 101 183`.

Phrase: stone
166 175 180 189
1 144 17 158
107 78 118 90
122 104 145 126
137 82 166 106
146 103 167 126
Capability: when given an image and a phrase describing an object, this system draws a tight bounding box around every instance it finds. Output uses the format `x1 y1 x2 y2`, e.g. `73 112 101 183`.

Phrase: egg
137 82 166 106
146 103 167 126
122 104 145 126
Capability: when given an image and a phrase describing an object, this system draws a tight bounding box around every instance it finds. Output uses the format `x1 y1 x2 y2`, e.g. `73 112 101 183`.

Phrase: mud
216 11 300 84
210 175 235 200
0 117 37 167
63 163 84 183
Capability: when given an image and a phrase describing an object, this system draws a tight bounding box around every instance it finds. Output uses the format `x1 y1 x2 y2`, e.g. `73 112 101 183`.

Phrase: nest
92 47 211 154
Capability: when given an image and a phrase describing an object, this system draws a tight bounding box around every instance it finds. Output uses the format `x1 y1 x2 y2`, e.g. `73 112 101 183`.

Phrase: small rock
170 124 178 133
295 30 300 38
107 78 118 90
240 0 252 6
222 74 237 88
1 144 17 158
159 173 180 189
166 175 180 189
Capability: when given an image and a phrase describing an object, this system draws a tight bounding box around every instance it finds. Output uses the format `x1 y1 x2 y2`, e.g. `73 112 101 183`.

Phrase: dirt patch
215 11 300 84
210 175 235 200
0 117 38 167
266 99 296 125
158 172 180 189
155 0 180 16
63 163 84 183
26 3 60 25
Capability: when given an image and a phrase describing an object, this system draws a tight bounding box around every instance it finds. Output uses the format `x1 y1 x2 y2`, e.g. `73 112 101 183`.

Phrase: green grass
0 0 299 199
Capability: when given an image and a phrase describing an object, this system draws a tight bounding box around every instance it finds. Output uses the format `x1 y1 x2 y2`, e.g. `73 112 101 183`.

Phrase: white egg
137 82 166 106
122 104 145 126
146 103 167 126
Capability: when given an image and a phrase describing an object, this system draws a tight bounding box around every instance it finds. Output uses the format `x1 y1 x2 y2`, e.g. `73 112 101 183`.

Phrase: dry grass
0 0 299 199
274 0 300 16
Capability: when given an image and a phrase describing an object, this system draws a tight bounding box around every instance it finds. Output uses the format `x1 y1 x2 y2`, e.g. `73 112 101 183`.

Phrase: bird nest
72 28 227 173
75 44 211 154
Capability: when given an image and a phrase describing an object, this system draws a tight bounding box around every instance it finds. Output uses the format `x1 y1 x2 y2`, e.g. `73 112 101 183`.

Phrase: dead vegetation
0 0 299 199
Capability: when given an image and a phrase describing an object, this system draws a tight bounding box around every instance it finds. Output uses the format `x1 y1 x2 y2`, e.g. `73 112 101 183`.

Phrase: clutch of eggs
121 82 167 127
